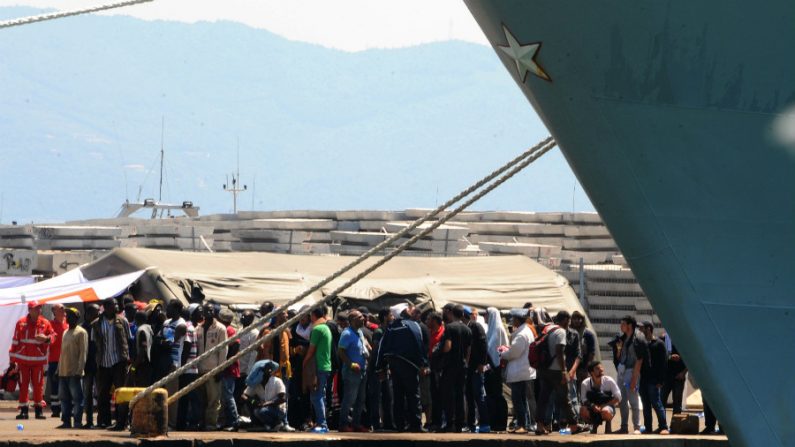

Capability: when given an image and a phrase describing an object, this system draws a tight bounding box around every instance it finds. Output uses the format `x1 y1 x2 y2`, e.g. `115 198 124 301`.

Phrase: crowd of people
6 295 716 436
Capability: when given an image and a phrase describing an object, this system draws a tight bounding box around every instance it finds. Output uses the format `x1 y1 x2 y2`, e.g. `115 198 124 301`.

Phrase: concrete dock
0 407 728 447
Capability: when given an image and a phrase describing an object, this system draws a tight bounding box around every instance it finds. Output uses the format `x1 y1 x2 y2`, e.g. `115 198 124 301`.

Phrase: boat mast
154 116 165 219
159 116 165 203
222 137 246 214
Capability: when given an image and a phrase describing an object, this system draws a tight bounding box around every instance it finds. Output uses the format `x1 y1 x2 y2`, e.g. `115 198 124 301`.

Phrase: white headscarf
485 307 509 368
390 303 409 320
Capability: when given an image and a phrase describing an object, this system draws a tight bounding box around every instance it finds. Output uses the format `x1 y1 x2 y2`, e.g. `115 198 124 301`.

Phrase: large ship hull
465 2 795 446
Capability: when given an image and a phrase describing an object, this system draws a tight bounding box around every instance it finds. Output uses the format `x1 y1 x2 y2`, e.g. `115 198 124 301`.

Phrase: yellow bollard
117 387 169 438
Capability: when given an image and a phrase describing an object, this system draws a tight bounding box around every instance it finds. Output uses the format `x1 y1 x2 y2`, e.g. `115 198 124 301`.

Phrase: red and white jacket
9 316 54 366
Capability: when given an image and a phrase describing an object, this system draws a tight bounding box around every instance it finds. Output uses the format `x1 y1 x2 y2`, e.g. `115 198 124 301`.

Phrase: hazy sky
2 0 490 51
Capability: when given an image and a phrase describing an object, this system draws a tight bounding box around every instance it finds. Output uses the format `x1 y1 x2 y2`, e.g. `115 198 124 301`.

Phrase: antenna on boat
572 181 576 212
251 175 256 211
159 116 165 203
222 137 247 214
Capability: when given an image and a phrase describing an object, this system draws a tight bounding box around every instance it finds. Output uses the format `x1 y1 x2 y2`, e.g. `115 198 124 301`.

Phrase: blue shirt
339 327 366 369
164 317 185 368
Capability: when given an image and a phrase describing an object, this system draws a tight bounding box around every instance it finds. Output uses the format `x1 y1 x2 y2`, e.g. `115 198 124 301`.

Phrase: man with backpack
533 310 579 435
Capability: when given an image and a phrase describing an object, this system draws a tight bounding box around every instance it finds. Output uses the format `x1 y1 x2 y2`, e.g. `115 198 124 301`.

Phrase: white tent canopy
0 276 36 289
0 269 145 371
80 248 584 316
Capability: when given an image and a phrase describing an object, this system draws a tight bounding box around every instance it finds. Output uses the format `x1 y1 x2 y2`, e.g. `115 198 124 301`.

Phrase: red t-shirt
48 318 69 363
429 325 445 358
224 325 240 378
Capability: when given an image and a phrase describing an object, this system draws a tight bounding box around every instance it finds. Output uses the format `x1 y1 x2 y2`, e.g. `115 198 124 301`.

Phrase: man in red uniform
9 301 55 420
48 303 68 418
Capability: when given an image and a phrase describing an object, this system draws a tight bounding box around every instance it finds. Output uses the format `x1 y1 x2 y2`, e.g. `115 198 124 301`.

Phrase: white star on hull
498 25 551 82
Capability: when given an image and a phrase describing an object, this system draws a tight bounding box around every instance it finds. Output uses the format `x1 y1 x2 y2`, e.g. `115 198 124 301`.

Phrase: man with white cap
9 301 54 420
176 303 202 430
375 302 428 432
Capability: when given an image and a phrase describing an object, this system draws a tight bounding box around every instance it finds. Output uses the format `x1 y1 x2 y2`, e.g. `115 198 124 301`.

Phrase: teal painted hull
465 2 795 446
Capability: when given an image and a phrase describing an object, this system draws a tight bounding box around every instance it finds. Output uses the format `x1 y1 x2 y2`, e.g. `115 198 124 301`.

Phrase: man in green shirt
303 305 332 433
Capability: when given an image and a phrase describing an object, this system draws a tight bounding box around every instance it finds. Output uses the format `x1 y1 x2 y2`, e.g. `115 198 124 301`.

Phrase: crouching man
242 360 287 432
580 361 621 434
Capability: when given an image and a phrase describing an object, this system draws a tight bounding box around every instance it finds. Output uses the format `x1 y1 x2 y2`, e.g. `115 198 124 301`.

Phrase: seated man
580 361 621 434
242 360 287 432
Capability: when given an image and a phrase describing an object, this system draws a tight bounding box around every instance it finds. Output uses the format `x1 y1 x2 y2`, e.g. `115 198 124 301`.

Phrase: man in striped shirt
176 303 201 431
91 298 129 429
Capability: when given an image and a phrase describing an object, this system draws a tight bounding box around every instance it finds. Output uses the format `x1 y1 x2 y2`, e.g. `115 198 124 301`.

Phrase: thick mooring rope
0 0 154 30
131 137 556 409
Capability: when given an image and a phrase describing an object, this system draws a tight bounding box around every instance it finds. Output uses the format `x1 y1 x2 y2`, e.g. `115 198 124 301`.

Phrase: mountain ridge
0 7 593 222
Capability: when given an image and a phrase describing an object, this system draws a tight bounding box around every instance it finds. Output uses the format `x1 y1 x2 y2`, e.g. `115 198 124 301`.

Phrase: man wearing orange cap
9 301 55 420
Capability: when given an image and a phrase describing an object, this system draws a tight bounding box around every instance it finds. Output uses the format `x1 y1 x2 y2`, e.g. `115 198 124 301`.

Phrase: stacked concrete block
230 231 323 254
467 234 565 247
124 224 214 251
477 242 561 259
383 222 469 255
0 225 122 250
0 226 37 249
48 209 658 366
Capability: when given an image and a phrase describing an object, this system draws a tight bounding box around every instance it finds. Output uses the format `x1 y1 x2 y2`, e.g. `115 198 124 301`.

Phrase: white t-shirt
239 328 260 375
580 375 622 405
245 375 287 413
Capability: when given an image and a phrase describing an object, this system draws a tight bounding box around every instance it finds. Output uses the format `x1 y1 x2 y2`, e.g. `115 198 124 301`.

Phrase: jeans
429 372 443 428
221 376 239 426
288 372 310 429
537 369 576 426
440 367 466 430
568 380 581 415
59 376 83 426
96 362 126 427
254 406 286 428
662 377 685 413
176 373 201 430
82 373 95 426
235 374 247 416
509 381 530 430
390 360 422 431
47 362 61 413
704 400 717 431
340 365 367 428
310 370 330 429
484 366 508 431
203 376 222 429
617 366 641 430
639 381 668 431
467 369 489 428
